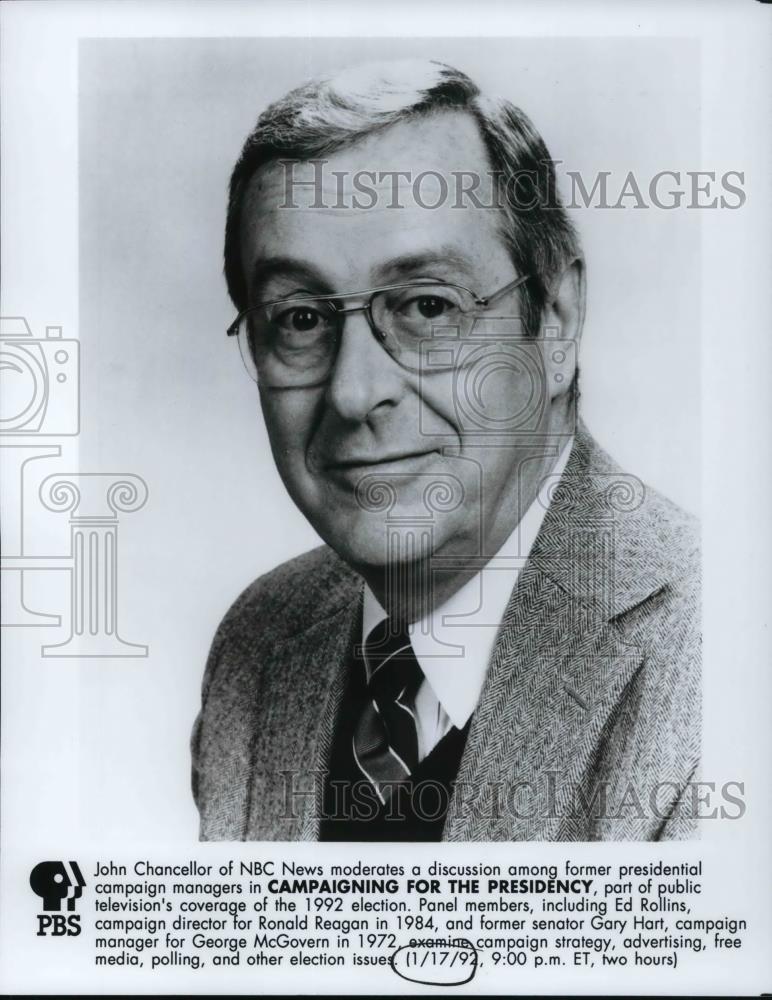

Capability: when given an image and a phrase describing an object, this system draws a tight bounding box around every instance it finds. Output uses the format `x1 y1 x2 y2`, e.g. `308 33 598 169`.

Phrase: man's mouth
322 449 439 483
328 449 437 469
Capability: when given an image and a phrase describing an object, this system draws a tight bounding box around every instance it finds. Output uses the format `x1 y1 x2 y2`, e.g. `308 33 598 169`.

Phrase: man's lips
319 449 440 485
325 449 438 470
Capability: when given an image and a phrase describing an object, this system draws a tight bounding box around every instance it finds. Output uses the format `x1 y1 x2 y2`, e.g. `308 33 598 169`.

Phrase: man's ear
541 257 586 403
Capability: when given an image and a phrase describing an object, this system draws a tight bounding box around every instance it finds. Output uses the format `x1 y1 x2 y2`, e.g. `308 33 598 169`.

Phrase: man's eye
417 296 448 319
403 295 457 320
275 306 325 332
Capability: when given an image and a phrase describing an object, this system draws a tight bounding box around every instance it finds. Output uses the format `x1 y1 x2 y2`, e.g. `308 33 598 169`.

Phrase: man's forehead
242 109 498 216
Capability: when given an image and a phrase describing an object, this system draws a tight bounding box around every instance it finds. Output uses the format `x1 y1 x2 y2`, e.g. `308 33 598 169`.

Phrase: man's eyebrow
374 248 479 282
249 247 481 299
249 256 329 298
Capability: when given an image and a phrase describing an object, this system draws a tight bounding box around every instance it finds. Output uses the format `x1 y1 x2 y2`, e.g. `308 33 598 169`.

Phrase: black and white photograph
1 1 770 995
190 49 702 844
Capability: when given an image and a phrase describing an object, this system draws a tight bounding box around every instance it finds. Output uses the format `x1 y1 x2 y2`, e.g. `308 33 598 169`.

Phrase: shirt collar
362 437 574 729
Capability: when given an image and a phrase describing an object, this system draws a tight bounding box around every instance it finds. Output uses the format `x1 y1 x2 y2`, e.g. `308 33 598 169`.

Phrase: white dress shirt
361 438 574 760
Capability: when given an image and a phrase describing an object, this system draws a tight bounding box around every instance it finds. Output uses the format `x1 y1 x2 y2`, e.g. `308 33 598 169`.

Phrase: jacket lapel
444 425 662 840
244 597 361 840
443 563 643 840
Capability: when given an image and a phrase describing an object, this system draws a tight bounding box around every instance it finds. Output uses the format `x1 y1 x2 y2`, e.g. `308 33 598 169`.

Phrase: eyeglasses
226 273 530 387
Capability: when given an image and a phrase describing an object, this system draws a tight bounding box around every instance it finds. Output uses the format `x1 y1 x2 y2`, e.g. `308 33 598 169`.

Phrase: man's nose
324 310 404 422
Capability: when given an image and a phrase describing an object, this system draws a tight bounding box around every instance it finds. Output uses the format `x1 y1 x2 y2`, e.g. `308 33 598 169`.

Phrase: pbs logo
29 861 86 937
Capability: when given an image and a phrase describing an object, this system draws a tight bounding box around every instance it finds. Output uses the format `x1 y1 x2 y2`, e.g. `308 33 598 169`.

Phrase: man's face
239 111 574 574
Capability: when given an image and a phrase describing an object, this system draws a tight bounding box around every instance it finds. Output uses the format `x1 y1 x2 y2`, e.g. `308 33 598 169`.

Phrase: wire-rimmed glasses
226 273 530 388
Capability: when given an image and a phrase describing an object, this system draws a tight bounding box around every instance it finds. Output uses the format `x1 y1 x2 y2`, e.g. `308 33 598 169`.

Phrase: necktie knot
364 619 423 701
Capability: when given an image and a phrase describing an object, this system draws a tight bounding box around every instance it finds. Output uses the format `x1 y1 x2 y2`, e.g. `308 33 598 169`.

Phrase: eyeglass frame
225 272 530 381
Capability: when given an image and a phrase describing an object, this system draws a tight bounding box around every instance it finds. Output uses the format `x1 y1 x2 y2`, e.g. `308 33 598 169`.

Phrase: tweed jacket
192 423 701 841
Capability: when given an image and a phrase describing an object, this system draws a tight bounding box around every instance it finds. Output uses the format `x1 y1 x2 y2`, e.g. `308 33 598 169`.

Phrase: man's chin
318 512 454 573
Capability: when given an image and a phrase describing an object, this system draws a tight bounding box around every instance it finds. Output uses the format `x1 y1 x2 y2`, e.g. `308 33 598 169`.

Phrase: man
191 59 700 841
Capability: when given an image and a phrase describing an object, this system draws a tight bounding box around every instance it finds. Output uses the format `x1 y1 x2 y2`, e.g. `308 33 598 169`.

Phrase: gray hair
224 58 580 337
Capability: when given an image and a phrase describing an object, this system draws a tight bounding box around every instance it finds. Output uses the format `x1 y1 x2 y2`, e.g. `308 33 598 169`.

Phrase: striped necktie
352 618 424 805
